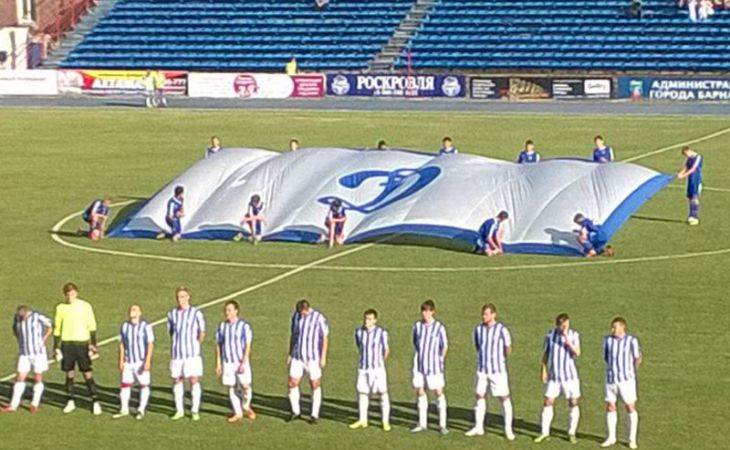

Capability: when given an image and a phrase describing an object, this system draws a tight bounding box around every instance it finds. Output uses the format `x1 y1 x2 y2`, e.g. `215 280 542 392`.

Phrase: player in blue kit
206 136 222 158
573 213 613 257
234 194 265 244
438 136 459 155
80 198 111 240
677 146 703 226
593 135 615 163
323 199 346 248
157 186 185 242
476 211 509 256
517 140 540 164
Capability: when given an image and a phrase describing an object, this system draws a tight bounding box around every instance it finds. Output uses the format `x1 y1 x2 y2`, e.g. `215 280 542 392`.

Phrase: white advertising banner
188 73 324 99
0 70 58 95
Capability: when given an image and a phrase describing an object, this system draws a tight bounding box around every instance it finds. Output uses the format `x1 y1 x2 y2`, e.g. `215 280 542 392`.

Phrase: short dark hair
555 313 570 326
421 299 436 312
225 300 239 311
573 213 585 223
63 282 78 294
611 316 627 327
363 308 378 319
175 285 190 296
16 305 30 315
296 299 310 313
594 135 604 142
290 138 300 145
497 211 509 221
251 194 261 204
377 140 387 149
442 136 452 143
174 185 184 197
482 303 497 314
681 146 691 154
525 139 534 147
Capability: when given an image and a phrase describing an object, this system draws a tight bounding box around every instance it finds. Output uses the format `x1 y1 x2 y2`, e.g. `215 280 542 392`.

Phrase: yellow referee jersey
54 299 97 342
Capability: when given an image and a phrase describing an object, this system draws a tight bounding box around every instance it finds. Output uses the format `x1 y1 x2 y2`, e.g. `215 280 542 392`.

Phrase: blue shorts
475 236 496 252
687 181 702 198
325 219 344 236
166 217 181 235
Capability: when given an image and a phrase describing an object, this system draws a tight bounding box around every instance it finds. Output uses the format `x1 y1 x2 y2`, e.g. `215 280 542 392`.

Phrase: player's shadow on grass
631 214 685 224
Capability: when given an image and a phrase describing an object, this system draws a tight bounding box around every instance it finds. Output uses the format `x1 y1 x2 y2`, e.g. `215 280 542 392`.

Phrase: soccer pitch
1 107 728 449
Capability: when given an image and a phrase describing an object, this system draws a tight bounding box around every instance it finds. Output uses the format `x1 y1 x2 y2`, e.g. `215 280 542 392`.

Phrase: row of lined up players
6 283 640 448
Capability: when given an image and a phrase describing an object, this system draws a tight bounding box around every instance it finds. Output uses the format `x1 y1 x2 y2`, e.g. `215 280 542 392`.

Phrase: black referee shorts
61 342 92 372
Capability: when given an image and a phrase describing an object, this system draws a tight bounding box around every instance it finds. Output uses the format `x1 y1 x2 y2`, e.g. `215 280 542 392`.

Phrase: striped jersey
166 197 183 221
167 306 206 360
84 200 110 221
412 320 448 375
474 321 512 375
603 333 641 384
543 328 581 382
593 146 614 163
120 320 154 364
290 309 329 362
13 311 52 356
216 319 253 364
517 150 540 164
355 325 389 370
439 147 459 155
247 201 264 216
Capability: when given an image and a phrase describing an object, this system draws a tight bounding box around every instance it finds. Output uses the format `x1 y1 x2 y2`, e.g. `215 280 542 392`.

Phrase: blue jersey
13 311 52 357
216 319 252 365
517 150 540 164
120 320 154 364
603 333 641 384
290 309 329 362
327 205 346 221
685 154 703 197
166 197 183 221
412 319 448 376
355 325 389 370
439 146 459 155
83 200 110 221
473 322 511 375
478 218 499 241
543 328 581 382
247 201 264 216
593 146 614 163
581 218 600 235
167 306 205 360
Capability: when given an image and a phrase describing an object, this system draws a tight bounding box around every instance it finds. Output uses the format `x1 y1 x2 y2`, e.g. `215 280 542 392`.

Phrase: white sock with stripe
31 382 44 408
119 386 131 412
358 394 368 423
474 398 486 430
228 387 243 416
606 411 618 442
173 382 184 413
139 386 150 413
628 411 639 443
502 398 514 435
541 405 554 436
380 393 390 425
10 382 26 409
417 394 428 428
436 394 447 429
568 406 580 436
311 387 322 419
242 387 252 411
289 387 301 415
191 383 202 414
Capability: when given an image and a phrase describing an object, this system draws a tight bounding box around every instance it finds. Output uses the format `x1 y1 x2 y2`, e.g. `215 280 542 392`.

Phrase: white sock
311 387 322 418
606 411 618 441
417 394 428 428
502 398 514 435
31 382 44 407
436 394 447 429
173 382 184 413
139 386 150 413
380 393 391 425
568 406 580 436
289 387 301 415
541 405 554 436
120 386 131 412
242 386 252 411
474 398 486 430
191 383 202 414
628 411 639 443
229 387 243 416
10 382 26 409
358 393 369 423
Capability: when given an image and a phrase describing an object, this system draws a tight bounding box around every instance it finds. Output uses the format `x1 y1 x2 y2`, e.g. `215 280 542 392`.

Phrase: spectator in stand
628 0 643 18
377 140 389 151
286 56 298 75
699 0 715 20
688 0 698 21
315 0 330 11
289 139 300 152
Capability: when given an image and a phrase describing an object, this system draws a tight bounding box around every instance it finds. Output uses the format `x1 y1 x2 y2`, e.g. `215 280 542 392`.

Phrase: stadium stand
396 0 730 72
60 0 415 71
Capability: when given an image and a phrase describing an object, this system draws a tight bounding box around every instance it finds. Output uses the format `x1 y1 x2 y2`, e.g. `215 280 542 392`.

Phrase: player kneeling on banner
234 194 265 244
113 304 154 420
1 306 52 413
157 186 185 242
573 213 614 257
476 211 509 256
349 309 391 431
80 198 111 240
601 317 642 450
215 300 256 423
323 199 346 248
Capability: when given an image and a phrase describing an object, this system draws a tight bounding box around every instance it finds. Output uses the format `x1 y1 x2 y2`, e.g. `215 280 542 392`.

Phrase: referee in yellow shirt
53 282 101 415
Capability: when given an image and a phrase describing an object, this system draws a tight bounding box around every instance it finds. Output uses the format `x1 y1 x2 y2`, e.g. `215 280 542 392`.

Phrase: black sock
85 377 98 401
65 377 75 400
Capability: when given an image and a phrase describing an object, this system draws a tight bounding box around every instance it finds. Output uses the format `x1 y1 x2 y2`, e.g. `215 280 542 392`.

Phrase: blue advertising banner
327 74 466 98
618 77 730 101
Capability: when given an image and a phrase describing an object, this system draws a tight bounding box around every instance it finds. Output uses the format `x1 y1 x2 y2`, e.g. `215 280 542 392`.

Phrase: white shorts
289 358 322 381
545 379 582 400
356 367 388 394
222 362 252 387
17 354 49 374
170 357 203 379
475 372 510 397
121 362 151 386
605 380 638 405
412 369 445 391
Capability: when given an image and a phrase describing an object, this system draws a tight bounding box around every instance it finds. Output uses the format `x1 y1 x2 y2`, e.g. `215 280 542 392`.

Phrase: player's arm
563 333 581 357
288 314 296 361
118 342 125 372
320 334 329 368
144 341 154 371
535 152 541 162
42 319 53 343
53 305 63 351
383 330 390 361
440 328 448 360
87 305 98 353
633 339 642 370
609 147 615 161
215 340 222 377
504 328 513 357
197 312 206 344
540 337 549 383
678 157 700 179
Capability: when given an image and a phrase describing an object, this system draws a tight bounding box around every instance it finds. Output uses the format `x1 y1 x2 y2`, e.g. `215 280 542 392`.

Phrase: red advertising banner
57 70 187 95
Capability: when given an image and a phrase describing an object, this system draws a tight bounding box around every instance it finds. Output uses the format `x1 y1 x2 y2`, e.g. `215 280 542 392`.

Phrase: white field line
665 184 730 193
623 125 730 163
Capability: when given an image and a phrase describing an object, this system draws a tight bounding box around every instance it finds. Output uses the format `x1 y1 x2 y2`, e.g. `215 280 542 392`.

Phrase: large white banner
109 148 673 256
188 73 324 99
0 70 58 95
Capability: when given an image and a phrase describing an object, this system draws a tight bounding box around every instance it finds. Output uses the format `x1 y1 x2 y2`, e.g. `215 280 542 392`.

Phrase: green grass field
1 107 729 450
